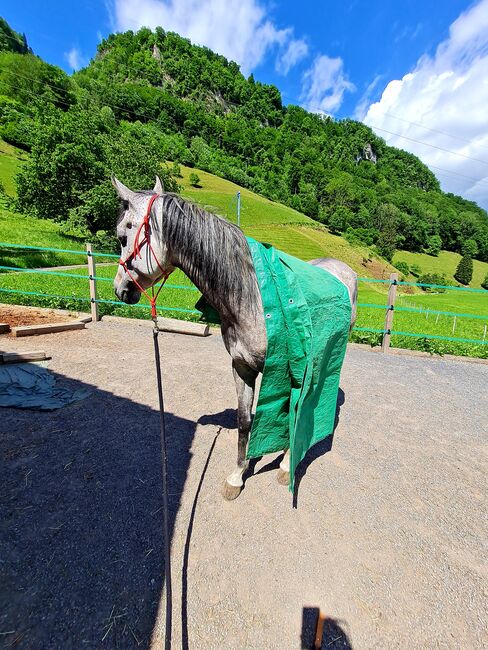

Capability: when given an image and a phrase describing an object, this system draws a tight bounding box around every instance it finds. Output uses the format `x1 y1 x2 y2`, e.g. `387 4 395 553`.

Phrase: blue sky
2 1 488 207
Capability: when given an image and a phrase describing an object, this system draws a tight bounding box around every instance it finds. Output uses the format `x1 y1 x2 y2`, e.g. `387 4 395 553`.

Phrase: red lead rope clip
118 194 173 323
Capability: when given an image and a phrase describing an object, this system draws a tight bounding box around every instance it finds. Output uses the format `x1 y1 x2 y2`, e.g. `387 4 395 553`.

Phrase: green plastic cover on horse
245 238 351 491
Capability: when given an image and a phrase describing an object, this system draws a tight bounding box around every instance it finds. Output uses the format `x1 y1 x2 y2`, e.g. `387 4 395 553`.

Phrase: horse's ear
111 175 134 201
153 175 164 194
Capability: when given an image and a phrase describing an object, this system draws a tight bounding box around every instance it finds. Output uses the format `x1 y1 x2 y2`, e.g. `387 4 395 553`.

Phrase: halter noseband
118 193 172 319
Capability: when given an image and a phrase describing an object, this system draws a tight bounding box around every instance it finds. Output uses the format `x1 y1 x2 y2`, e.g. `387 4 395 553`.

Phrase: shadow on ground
0 369 198 649
301 607 353 649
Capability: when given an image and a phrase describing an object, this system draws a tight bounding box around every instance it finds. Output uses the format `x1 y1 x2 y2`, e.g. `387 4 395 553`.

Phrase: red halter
118 193 172 319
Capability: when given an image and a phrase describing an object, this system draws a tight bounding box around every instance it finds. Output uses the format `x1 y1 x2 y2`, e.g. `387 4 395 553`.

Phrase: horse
112 176 358 500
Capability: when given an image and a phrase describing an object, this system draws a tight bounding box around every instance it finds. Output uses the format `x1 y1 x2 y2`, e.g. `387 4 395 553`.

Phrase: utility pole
237 191 241 228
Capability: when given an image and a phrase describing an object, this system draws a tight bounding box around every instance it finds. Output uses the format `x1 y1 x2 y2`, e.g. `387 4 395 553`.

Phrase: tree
425 234 442 256
328 206 353 234
462 238 478 258
189 172 200 187
454 255 473 285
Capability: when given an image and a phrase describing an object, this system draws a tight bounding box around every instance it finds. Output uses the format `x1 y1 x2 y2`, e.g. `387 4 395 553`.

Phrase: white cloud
276 37 308 75
363 0 488 209
65 47 84 71
300 54 355 115
110 0 307 76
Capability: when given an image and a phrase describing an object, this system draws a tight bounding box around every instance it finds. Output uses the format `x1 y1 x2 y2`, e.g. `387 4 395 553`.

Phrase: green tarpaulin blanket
197 237 351 491
246 238 351 491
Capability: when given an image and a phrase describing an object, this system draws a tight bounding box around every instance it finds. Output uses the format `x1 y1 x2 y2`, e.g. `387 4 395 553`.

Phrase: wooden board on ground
11 321 86 337
0 351 48 364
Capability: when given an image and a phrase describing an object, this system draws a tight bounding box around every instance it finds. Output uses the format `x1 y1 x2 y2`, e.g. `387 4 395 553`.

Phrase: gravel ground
1 316 487 649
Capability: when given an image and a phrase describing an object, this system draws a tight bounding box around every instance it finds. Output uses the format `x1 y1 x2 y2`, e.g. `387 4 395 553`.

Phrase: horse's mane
156 193 258 314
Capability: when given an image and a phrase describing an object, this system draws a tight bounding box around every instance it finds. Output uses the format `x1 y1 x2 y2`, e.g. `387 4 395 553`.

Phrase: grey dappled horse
112 176 358 499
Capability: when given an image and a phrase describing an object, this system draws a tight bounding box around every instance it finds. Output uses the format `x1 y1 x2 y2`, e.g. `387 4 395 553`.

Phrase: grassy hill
177 164 395 278
393 250 488 289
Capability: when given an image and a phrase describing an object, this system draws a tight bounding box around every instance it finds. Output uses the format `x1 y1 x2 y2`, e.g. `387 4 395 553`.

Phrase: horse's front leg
222 361 256 501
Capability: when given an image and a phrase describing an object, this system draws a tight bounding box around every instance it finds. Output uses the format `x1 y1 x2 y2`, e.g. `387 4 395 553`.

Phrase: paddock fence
0 241 487 355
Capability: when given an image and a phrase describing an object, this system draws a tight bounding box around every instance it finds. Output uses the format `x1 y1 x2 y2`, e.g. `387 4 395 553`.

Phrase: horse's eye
126 222 133 229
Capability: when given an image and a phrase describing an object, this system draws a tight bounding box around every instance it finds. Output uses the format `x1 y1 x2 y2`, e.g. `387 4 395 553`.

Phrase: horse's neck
168 219 255 322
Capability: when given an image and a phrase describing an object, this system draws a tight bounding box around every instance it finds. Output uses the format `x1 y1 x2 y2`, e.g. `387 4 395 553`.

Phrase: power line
380 111 488 152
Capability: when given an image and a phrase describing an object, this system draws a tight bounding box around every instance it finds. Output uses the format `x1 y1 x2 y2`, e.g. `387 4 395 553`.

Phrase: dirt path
1 317 487 649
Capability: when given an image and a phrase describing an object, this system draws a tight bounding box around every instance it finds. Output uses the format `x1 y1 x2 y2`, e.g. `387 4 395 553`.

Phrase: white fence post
86 243 100 322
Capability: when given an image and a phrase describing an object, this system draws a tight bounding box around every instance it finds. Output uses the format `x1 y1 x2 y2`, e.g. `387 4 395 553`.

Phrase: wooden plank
0 323 10 334
11 321 86 338
1 351 48 364
381 273 398 353
155 316 210 337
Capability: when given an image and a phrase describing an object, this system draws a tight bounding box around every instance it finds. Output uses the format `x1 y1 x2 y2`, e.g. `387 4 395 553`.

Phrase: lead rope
152 322 172 650
119 195 173 647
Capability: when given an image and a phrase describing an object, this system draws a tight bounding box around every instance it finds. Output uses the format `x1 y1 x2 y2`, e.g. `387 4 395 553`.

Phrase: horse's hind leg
222 361 256 501
277 449 290 485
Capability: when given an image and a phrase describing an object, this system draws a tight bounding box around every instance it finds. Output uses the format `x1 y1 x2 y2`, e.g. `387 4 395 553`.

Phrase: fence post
86 243 100 322
381 273 398 353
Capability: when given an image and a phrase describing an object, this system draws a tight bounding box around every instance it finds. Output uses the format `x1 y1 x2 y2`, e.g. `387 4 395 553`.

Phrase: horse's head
112 175 174 304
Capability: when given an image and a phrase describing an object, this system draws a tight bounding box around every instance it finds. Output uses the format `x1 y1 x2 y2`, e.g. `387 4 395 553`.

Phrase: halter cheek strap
118 193 173 319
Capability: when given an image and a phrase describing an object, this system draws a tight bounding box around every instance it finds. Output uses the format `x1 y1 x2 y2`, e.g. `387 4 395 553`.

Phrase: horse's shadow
201 388 346 507
1 369 199 649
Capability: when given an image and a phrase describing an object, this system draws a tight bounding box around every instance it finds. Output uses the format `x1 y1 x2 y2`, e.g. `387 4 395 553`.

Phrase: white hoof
222 480 242 501
277 469 290 486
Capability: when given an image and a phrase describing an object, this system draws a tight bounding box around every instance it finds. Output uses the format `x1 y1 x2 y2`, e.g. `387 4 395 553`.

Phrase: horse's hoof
222 480 242 501
277 469 290 486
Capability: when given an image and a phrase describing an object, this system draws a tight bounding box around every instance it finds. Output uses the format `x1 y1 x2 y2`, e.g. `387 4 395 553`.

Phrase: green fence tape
93 297 200 314
0 287 199 315
0 264 90 280
0 242 87 256
358 276 488 293
391 330 487 345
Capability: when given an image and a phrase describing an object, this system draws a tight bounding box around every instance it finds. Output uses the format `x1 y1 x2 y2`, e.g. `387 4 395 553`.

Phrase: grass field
393 249 488 289
0 140 27 196
0 144 487 356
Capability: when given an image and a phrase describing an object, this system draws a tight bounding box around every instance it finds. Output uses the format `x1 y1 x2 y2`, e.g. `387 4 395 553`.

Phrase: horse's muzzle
115 280 141 305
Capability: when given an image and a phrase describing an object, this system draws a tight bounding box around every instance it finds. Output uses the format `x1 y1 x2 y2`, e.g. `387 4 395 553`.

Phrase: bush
395 261 410 275
418 273 449 293
410 264 422 277
189 172 201 187
482 273 488 290
454 255 473 285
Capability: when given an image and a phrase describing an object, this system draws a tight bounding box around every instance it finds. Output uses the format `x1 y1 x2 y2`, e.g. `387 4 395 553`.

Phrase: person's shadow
301 607 353 649
1 368 202 649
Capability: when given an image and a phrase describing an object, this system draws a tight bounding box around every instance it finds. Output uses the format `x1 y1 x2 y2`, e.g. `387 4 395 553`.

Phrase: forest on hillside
1 18 487 264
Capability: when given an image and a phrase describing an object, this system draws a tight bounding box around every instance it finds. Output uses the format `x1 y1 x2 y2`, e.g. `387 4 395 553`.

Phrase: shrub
395 261 410 275
189 172 201 187
454 255 473 285
481 273 488 290
410 264 422 277
418 273 448 293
